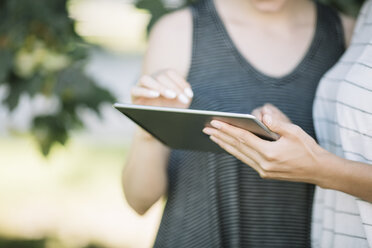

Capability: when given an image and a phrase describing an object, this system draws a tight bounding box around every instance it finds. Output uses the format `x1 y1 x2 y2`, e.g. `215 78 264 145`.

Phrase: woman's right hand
131 69 193 109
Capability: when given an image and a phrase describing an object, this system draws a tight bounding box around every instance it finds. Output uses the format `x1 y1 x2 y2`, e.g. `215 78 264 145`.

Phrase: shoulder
339 13 356 47
143 8 192 77
152 8 192 34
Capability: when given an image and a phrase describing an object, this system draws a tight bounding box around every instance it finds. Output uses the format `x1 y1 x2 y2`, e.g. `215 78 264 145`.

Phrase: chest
188 70 318 136
226 23 315 78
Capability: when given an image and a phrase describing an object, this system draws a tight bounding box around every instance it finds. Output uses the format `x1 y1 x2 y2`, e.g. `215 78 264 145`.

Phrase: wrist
135 128 156 141
309 144 332 187
134 128 169 150
313 147 346 190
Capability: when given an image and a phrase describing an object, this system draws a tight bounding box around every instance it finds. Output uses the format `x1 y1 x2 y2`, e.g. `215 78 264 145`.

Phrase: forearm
316 149 372 203
123 128 170 215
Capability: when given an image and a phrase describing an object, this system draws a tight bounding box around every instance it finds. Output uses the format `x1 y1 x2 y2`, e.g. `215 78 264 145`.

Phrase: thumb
262 114 292 136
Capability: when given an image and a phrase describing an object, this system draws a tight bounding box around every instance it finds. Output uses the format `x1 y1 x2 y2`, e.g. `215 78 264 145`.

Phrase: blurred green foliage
0 237 107 248
0 0 115 156
134 0 197 31
0 238 46 248
135 0 365 32
320 0 366 16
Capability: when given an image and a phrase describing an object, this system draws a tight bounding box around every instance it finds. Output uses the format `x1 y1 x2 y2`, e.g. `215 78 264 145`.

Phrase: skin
123 0 356 215
123 9 193 215
202 104 372 202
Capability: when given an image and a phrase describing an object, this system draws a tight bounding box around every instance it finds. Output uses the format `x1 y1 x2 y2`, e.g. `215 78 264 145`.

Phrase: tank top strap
315 2 346 52
188 0 231 60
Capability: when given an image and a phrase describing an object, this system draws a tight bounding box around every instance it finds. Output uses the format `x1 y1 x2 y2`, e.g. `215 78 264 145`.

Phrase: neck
214 0 311 26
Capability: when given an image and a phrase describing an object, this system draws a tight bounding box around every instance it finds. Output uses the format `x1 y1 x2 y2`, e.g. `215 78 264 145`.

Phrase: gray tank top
154 1 345 247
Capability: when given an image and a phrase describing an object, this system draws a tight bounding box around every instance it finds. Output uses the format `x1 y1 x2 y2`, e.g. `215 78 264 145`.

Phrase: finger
262 104 291 123
203 127 262 163
154 74 191 104
131 86 160 98
262 103 274 115
166 70 194 98
207 128 286 177
252 107 263 121
262 114 298 137
209 120 269 154
263 103 284 114
209 135 264 175
139 75 177 99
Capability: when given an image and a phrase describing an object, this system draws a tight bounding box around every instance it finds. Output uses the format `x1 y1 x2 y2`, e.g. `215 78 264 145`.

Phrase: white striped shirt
312 1 372 247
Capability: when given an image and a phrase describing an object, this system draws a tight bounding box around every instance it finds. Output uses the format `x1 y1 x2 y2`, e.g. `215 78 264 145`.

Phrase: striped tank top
154 0 345 247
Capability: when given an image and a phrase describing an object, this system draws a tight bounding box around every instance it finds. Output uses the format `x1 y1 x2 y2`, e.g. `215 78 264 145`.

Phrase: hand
202 113 327 184
252 103 291 123
131 69 193 140
131 69 193 109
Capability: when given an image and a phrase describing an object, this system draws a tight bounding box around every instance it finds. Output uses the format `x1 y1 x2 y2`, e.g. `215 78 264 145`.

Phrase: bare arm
123 130 170 215
317 150 372 202
123 9 192 215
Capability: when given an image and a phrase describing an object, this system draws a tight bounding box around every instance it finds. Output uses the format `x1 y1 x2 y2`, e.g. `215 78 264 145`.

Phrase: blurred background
0 0 364 247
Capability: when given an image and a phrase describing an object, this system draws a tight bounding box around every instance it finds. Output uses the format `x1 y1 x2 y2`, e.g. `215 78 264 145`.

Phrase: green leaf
3 73 26 111
32 114 68 156
54 64 115 115
0 49 13 84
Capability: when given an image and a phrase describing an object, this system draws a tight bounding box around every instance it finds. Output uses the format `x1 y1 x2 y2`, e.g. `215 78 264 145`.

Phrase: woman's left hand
202 113 328 184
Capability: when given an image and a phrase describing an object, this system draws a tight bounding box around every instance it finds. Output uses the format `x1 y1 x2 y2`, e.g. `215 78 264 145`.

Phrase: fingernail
164 89 177 99
184 88 194 98
210 120 222 129
202 127 212 135
263 114 272 126
178 94 189 104
148 91 160 98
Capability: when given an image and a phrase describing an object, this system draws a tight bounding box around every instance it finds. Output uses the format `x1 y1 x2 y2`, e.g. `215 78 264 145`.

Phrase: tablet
114 103 279 153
